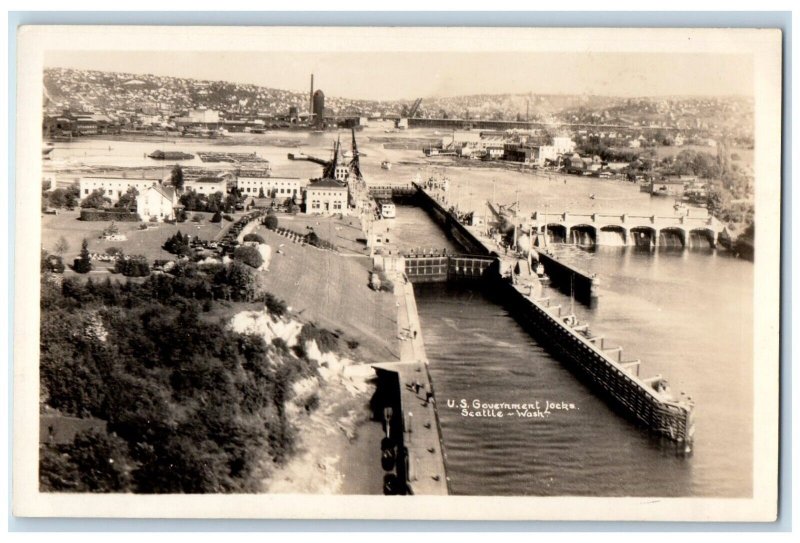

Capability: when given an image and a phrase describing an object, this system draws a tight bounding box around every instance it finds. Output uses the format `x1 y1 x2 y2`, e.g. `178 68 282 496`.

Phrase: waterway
398 205 753 497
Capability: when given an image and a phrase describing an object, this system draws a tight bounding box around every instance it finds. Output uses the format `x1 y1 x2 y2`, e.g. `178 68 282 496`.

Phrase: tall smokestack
310 74 314 115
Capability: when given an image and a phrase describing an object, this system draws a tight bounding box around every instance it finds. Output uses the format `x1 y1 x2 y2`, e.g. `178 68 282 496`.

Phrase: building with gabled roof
137 183 178 222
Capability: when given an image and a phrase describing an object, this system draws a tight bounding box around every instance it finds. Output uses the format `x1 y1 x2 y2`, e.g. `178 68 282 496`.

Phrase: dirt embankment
229 308 383 494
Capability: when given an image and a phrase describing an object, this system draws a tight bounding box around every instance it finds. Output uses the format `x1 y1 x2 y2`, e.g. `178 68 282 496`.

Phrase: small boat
42 143 55 158
589 193 596 200
381 160 392 170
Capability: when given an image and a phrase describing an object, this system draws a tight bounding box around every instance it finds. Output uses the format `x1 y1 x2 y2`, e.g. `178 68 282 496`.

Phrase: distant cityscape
44 67 754 144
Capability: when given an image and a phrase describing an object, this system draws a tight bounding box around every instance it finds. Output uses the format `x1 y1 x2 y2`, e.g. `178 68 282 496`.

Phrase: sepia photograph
12 25 782 521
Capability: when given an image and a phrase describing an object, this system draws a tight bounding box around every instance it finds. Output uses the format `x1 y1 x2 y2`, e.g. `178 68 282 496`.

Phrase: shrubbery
210 211 222 223
45 185 80 210
114 255 150 277
233 245 264 269
80 189 111 210
163 231 193 257
264 214 279 230
80 209 139 222
243 233 265 244
298 323 340 354
40 429 133 492
303 231 337 251
263 293 288 317
41 253 65 274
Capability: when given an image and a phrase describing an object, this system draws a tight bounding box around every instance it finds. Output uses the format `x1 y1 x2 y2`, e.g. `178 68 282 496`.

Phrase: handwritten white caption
446 398 578 418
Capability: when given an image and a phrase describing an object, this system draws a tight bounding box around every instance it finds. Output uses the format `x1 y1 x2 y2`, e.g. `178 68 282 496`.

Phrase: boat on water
377 198 396 219
42 143 55 158
381 160 392 170
148 149 195 160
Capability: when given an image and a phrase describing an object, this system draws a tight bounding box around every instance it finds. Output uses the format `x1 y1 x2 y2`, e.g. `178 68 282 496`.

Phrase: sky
45 51 754 101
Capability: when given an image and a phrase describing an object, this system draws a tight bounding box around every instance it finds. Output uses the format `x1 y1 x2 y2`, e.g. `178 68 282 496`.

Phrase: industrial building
236 171 302 199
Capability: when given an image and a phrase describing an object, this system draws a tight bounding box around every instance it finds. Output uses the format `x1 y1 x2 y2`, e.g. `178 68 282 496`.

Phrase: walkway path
372 276 449 495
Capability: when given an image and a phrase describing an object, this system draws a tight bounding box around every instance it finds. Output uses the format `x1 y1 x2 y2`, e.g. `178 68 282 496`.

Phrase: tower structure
312 89 325 125
309 74 314 115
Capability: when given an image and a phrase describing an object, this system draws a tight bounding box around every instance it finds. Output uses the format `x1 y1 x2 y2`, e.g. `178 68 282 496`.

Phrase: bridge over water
531 211 724 248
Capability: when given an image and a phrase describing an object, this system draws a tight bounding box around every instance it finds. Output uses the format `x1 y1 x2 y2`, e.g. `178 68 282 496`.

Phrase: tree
115 255 150 277
264 213 278 230
706 185 730 218
263 293 288 317
39 444 82 491
115 187 139 211
219 261 258 302
171 165 185 192
163 231 192 256
234 246 264 269
207 192 224 214
258 187 265 198
210 210 222 223
60 184 80 209
66 429 133 492
54 236 69 256
47 188 68 209
73 238 92 273
80 189 111 209
243 233 265 243
223 194 238 214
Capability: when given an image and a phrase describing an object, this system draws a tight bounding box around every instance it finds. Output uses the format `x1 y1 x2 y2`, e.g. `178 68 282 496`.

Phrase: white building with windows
236 173 302 199
183 176 227 196
137 184 178 222
79 176 164 203
304 178 348 215
551 136 577 154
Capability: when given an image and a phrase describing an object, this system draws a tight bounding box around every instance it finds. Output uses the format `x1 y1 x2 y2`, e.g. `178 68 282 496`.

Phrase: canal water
398 205 753 497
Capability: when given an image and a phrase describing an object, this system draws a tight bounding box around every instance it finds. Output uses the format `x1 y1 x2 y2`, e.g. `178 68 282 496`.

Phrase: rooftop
308 178 346 189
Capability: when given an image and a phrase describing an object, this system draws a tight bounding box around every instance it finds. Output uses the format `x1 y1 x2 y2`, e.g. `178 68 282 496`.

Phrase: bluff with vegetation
39 261 327 493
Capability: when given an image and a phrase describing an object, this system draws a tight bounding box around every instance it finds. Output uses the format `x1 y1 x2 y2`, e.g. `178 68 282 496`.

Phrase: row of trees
179 190 238 214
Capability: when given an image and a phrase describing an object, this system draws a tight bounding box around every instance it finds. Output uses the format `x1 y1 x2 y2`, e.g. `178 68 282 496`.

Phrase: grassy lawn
252 224 398 364
272 213 369 256
42 210 236 263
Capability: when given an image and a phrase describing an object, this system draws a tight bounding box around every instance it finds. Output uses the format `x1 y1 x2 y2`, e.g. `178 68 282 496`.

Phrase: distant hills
43 67 753 135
